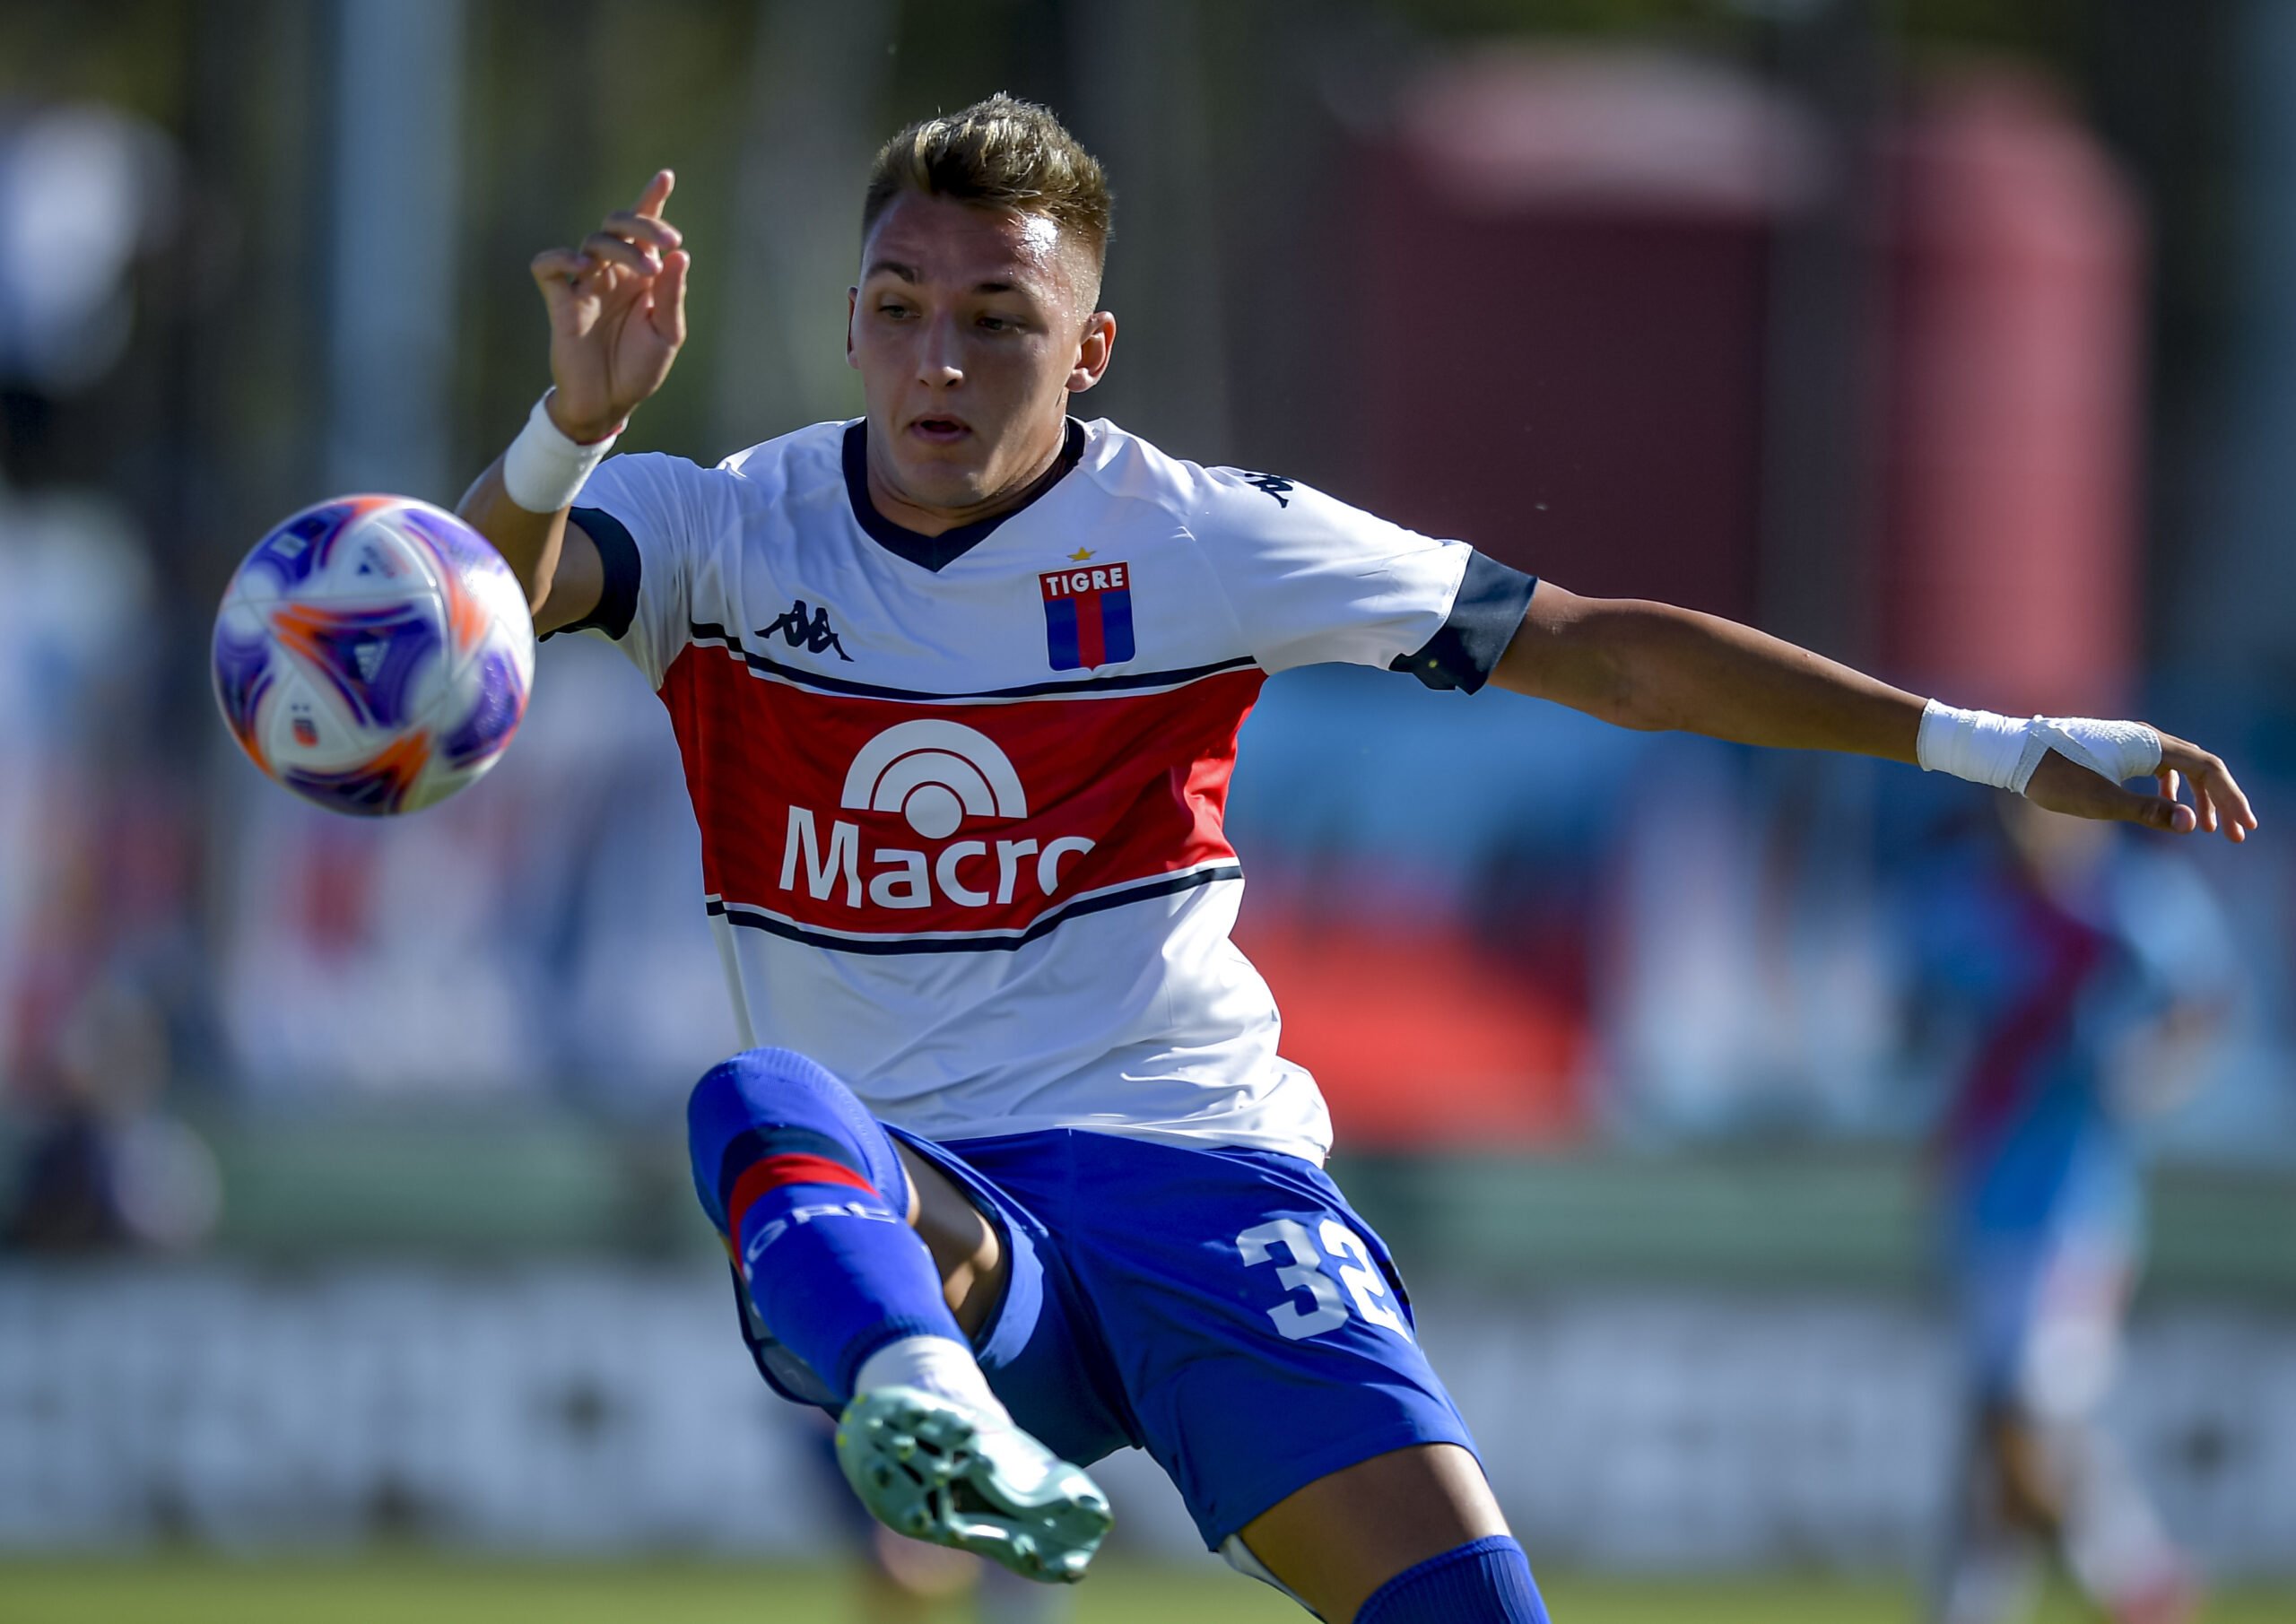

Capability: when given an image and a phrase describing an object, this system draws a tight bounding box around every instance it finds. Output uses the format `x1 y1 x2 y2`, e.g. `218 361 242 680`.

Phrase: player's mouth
907 414 972 446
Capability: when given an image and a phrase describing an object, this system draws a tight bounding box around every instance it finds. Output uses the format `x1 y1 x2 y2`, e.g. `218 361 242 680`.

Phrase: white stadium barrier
2 1265 2292 1574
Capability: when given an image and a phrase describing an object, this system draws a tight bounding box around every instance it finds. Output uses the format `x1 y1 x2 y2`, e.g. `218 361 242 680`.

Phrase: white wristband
1917 700 2031 790
501 392 619 513
1918 699 2162 795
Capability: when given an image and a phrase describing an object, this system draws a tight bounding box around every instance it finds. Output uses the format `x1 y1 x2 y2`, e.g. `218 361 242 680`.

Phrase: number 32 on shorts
1235 1217 1413 1342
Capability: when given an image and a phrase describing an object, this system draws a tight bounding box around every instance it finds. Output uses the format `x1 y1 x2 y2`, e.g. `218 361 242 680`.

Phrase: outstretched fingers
648 248 690 346
530 246 588 283
524 168 689 438
2161 734 2257 842
581 229 659 276
2024 750 2192 833
2029 733 2260 843
2155 767 2196 829
602 209 681 255
566 172 685 301
529 245 607 324
2118 770 2197 835
2144 786 2201 836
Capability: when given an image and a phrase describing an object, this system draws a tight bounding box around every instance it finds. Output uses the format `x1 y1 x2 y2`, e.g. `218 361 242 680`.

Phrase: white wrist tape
2015 714 2163 791
501 392 619 513
1918 699 2161 795
1916 701 2031 790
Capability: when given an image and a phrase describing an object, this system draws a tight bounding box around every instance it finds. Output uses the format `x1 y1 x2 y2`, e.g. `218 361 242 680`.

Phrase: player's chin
886 451 991 508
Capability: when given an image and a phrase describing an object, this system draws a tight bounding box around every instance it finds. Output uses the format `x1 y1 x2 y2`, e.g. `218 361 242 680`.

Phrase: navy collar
842 418 1087 572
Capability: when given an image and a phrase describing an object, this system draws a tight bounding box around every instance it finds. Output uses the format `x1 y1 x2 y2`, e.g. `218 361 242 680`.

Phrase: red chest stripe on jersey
659 643 1263 947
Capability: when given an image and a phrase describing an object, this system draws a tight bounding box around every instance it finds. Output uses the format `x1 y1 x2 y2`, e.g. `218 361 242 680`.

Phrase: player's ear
846 287 859 367
1067 310 1116 395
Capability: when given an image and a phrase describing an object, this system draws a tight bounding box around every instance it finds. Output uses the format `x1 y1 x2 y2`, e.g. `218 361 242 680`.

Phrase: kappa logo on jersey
1039 561 1135 671
761 598 854 662
1239 472 1294 508
778 719 1096 914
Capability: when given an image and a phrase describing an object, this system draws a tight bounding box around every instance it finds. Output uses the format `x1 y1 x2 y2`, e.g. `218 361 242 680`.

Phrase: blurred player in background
848 1535 1066 1624
1910 801 2236 1624
452 96 2253 1623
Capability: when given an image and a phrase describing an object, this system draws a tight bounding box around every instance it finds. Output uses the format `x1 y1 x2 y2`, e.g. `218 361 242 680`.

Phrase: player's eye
978 315 1011 332
876 300 912 319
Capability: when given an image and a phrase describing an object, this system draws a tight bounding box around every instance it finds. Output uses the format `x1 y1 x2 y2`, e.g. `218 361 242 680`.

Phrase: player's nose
916 313 965 386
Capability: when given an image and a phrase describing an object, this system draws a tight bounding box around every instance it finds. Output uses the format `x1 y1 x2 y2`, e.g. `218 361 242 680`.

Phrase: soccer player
1911 802 2235 1624
455 97 2254 1624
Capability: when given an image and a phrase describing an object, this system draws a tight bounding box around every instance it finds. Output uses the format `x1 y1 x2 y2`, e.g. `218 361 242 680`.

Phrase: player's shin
686 1048 1111 1584
686 1047 968 1402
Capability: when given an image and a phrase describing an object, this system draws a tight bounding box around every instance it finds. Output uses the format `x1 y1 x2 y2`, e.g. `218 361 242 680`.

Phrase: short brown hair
862 95 1113 284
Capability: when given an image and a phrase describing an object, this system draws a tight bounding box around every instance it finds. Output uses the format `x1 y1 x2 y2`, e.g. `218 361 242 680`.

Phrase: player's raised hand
528 169 690 441
2025 732 2259 843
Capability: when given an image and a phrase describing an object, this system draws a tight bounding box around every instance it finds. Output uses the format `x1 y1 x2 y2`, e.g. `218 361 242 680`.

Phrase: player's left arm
1491 583 2257 841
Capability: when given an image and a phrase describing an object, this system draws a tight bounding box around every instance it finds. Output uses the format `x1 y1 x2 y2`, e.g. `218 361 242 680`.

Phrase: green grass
0 1557 2289 1623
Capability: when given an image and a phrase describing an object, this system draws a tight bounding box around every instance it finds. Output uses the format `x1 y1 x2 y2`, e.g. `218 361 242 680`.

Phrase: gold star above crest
1067 548 1094 561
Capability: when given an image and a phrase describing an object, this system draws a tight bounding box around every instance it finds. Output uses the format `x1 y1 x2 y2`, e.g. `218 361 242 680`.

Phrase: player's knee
1355 1536 1547 1624
684 1046 904 1231
688 1045 851 1127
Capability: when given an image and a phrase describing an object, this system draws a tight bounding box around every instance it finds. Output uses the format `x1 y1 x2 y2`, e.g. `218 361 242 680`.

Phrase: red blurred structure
1270 49 2149 1150
1240 910 1587 1147
1880 71 2145 712
1354 48 2143 700
1354 50 1799 621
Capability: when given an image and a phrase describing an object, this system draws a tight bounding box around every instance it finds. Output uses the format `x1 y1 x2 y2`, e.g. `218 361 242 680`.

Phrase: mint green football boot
835 1386 1113 1584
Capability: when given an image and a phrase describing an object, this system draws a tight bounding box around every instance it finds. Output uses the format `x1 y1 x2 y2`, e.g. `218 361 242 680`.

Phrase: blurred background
3 1 2294 1620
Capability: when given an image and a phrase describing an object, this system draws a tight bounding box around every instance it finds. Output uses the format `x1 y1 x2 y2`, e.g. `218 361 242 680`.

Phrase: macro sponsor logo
778 720 1095 912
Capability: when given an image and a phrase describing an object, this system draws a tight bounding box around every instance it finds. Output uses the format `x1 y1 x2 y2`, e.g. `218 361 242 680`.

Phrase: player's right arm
457 169 691 635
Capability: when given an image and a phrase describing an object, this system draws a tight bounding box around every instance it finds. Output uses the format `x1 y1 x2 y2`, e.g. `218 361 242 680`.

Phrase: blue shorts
725 1125 1479 1548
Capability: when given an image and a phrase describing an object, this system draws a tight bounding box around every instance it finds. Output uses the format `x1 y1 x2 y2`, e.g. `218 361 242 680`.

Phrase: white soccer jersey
568 416 1535 1162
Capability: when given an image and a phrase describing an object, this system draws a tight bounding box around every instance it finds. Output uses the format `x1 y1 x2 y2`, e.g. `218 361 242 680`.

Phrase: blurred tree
1362 0 1744 42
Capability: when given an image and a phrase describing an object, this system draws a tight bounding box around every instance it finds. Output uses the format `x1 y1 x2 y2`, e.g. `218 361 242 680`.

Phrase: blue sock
686 1047 966 1401
1357 1536 1548 1624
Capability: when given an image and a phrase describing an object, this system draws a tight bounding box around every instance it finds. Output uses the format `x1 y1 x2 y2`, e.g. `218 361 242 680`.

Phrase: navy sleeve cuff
542 506 642 642
1388 551 1537 693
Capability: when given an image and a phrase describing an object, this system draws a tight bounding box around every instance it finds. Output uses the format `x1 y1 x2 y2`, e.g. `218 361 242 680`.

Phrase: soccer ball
212 495 535 816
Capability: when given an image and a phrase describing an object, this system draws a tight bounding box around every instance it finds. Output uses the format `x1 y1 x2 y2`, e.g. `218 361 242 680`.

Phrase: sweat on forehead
864 194 1100 303
1012 212 1062 256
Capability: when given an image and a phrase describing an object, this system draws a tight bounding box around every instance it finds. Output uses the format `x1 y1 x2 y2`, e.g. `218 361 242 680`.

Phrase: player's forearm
457 455 570 615
1494 589 1923 760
